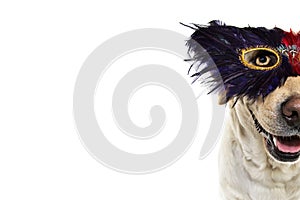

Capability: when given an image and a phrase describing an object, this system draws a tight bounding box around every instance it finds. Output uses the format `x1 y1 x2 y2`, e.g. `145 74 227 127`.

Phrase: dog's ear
218 90 227 105
184 20 292 105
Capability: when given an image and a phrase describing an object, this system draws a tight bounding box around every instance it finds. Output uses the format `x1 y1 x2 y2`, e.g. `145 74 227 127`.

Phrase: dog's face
185 21 300 163
248 76 300 163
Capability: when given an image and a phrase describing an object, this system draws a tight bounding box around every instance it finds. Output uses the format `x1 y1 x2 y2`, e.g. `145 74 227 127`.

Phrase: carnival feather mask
184 20 300 105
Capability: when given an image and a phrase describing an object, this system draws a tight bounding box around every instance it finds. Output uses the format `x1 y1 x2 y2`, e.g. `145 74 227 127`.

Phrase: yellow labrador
185 21 300 199
219 77 300 199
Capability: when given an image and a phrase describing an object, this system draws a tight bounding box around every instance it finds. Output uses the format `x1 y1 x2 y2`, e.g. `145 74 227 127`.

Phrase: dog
219 78 300 200
184 21 300 199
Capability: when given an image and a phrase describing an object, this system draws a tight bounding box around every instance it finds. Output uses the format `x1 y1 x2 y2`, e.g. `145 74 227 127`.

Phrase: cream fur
219 76 300 200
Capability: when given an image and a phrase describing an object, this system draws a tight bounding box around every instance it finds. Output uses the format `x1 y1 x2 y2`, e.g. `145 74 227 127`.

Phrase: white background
1 1 300 199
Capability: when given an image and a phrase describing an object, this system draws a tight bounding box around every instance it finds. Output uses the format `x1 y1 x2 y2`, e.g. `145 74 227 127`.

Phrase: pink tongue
276 137 300 153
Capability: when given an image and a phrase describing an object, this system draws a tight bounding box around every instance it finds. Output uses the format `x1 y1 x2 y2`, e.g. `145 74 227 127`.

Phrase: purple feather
183 20 295 104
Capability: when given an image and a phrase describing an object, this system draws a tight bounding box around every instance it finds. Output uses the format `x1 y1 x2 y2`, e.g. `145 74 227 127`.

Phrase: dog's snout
282 96 300 127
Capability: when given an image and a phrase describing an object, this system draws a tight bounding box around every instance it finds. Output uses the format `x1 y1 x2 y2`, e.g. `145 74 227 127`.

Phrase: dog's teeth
273 137 277 147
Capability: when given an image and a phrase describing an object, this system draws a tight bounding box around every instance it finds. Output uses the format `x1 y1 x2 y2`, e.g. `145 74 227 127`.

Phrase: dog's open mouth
250 110 300 162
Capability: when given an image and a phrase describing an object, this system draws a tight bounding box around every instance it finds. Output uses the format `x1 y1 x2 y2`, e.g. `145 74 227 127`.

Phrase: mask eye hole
240 47 281 70
255 55 271 66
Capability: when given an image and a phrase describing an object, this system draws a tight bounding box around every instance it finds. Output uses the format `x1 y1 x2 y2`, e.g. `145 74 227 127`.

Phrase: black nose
282 96 300 127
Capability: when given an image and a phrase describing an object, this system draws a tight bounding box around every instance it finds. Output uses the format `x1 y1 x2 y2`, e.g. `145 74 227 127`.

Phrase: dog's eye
239 47 282 70
255 55 271 66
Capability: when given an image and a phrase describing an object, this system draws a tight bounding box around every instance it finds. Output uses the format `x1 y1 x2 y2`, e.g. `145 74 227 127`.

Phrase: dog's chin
250 110 300 163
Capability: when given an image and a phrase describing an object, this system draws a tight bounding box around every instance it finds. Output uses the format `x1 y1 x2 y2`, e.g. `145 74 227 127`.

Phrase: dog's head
185 21 300 163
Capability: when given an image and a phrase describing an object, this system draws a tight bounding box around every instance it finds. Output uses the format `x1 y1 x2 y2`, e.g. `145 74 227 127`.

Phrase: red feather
282 30 300 74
